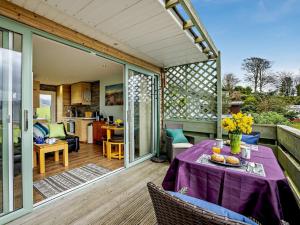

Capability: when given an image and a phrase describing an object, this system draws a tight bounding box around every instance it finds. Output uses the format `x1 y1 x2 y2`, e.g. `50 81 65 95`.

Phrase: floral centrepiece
222 112 254 154
115 119 123 127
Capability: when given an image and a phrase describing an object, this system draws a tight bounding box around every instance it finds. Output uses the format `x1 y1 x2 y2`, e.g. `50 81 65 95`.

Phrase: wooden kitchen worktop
63 117 96 120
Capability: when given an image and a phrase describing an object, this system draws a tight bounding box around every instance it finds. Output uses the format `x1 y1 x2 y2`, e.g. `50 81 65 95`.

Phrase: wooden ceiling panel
96 0 161 35
46 0 95 16
137 34 185 53
74 0 140 26
8 0 209 67
114 13 174 42
123 26 180 48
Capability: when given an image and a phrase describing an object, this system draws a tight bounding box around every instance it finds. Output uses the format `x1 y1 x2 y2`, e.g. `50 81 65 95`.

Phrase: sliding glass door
0 20 33 224
125 66 159 166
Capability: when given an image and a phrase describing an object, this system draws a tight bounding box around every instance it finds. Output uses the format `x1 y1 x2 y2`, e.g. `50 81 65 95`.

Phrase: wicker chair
147 182 255 225
165 124 194 161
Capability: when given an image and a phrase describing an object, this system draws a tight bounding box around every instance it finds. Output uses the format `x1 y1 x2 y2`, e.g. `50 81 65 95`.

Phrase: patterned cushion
35 122 49 136
33 124 45 139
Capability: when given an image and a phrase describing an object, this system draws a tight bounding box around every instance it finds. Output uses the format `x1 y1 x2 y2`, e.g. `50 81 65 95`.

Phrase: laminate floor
33 143 124 203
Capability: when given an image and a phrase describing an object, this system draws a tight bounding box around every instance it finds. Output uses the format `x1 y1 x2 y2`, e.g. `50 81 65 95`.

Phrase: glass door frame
0 17 33 224
124 64 160 168
0 14 161 222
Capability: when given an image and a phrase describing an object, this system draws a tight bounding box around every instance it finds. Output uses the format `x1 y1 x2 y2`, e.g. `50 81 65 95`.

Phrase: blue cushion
166 129 189 144
242 132 260 144
169 192 258 225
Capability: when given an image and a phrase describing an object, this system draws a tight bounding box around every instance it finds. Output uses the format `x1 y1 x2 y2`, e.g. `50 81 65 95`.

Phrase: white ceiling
9 0 208 67
33 35 123 85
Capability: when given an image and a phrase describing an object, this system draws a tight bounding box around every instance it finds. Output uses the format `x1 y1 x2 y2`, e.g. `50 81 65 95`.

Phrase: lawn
291 122 300 130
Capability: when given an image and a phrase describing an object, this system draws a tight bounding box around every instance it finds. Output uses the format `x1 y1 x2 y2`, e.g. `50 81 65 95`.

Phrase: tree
296 84 300 96
222 73 240 94
234 86 252 95
294 75 300 96
241 57 274 92
277 71 295 96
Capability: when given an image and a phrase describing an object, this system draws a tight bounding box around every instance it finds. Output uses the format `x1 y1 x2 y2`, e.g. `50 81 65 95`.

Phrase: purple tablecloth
162 140 299 225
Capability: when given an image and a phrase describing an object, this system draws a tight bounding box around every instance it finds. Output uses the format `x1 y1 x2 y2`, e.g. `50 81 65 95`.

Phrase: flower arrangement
115 119 123 126
222 112 253 154
222 112 253 134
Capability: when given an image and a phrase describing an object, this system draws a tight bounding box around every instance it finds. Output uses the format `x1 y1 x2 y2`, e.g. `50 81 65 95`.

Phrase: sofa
33 122 80 152
60 123 80 152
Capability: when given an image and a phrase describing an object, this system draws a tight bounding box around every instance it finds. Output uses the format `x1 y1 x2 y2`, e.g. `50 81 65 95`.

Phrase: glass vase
229 133 242 154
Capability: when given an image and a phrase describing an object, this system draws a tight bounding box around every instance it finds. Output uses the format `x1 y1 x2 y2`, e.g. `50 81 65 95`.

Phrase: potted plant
222 112 253 154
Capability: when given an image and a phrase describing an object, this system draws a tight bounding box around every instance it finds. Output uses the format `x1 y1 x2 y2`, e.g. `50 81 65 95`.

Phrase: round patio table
162 140 299 225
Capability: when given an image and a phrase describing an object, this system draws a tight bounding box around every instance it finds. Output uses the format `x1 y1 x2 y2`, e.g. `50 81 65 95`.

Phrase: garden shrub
250 112 291 125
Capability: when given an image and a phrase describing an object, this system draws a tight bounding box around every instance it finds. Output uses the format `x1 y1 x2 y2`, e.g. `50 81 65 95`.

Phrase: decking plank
9 161 169 225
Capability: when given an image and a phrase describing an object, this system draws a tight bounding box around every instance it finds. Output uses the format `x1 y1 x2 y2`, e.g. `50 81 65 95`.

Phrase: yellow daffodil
222 113 253 134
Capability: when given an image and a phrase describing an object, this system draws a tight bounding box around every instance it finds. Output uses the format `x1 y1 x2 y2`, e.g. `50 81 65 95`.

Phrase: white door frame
39 90 56 122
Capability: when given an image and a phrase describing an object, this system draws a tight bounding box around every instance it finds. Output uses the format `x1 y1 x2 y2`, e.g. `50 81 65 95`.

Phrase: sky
191 0 300 83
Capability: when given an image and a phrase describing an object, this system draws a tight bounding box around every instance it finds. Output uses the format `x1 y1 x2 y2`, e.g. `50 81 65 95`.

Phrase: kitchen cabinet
75 118 95 142
71 82 91 105
33 80 40 108
57 85 71 122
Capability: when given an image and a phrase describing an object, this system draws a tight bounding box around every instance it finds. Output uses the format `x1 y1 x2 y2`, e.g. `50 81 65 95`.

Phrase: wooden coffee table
33 140 69 174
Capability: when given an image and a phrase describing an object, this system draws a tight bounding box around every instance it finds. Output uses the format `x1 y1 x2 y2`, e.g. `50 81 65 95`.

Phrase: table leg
103 141 106 156
118 144 122 160
54 151 59 162
107 129 111 140
108 142 111 160
63 144 69 167
39 151 45 174
33 150 37 167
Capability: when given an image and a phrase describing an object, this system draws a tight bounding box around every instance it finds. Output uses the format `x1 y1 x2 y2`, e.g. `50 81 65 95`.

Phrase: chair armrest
165 135 174 161
166 135 174 150
165 135 174 145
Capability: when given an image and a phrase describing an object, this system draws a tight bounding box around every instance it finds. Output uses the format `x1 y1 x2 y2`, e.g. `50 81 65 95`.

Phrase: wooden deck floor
10 160 169 225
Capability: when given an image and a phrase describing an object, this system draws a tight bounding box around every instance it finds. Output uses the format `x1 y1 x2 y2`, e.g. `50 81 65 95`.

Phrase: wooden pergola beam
194 36 204 44
165 0 180 9
0 0 162 74
202 48 210 54
183 19 194 30
179 0 219 57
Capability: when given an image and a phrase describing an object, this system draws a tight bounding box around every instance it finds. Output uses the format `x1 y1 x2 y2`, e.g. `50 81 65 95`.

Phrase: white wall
99 72 124 121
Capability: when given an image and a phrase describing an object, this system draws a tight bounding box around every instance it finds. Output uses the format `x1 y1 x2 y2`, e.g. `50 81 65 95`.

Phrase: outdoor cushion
166 128 189 144
172 143 193 149
49 123 66 138
242 132 260 144
169 191 258 225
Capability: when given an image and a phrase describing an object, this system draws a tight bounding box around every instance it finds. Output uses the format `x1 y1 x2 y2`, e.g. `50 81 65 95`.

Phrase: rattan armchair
147 182 255 225
165 124 194 161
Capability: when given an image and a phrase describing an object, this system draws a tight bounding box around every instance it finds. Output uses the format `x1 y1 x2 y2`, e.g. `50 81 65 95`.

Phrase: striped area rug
34 164 110 198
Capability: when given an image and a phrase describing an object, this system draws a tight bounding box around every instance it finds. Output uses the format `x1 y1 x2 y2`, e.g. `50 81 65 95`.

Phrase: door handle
24 110 28 131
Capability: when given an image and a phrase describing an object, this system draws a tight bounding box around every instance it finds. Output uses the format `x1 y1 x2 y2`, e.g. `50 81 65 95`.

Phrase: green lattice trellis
164 61 218 121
